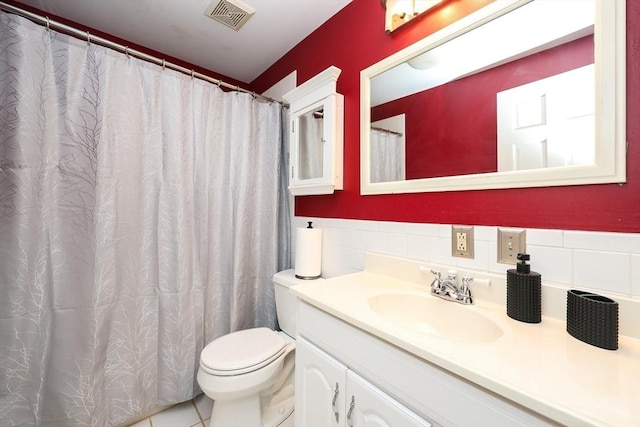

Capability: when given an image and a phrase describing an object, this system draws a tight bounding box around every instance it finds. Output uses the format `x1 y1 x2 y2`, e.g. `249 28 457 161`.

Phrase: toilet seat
200 327 287 376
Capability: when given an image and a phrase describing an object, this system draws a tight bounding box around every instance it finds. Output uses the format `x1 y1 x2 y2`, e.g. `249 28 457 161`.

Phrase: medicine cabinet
283 66 344 196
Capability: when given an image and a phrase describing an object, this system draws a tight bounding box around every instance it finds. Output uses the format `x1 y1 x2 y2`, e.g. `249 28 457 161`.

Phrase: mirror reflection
370 0 594 181
298 107 324 180
361 0 624 194
371 114 406 182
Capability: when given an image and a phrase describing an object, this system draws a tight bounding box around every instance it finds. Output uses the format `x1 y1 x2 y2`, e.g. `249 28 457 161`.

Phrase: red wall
252 0 640 233
372 36 593 179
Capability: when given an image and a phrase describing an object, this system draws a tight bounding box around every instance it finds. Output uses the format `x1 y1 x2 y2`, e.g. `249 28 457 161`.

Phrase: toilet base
207 378 294 427
261 383 294 427
209 395 262 427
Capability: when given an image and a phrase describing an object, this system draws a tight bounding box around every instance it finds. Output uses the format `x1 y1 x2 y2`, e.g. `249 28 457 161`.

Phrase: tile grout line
192 398 205 424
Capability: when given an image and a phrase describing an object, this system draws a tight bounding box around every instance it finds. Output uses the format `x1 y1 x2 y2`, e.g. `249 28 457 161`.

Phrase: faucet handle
429 269 442 292
459 276 473 304
460 276 473 294
430 269 441 279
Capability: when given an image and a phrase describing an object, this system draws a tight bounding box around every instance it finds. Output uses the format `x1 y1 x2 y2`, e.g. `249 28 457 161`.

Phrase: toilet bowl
197 270 309 427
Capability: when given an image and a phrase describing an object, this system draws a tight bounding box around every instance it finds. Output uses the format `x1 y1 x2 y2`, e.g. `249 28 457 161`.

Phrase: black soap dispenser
506 253 541 323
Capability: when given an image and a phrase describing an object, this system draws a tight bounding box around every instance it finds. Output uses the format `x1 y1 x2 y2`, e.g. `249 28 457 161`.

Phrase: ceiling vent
204 0 255 31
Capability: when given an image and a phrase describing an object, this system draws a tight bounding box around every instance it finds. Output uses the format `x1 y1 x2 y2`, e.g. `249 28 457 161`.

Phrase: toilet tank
274 270 321 338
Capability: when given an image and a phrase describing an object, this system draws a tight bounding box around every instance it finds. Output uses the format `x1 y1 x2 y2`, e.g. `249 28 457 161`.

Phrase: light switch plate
497 229 526 264
452 226 474 259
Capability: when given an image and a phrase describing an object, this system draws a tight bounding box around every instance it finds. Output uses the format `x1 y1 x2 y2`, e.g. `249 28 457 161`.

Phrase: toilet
197 270 306 427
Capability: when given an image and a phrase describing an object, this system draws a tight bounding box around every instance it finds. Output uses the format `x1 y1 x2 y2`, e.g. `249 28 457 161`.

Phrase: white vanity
291 254 640 427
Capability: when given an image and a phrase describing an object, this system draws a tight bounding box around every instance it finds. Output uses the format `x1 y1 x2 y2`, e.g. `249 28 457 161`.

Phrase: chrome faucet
430 269 473 305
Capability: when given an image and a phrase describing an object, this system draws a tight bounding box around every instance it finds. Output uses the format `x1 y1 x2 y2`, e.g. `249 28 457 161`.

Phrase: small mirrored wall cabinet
283 66 344 196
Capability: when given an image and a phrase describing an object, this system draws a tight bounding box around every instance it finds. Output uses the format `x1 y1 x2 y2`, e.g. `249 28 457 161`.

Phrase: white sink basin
368 293 504 343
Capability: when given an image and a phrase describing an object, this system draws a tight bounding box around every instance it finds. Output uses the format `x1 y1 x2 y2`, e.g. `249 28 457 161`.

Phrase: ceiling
12 0 352 83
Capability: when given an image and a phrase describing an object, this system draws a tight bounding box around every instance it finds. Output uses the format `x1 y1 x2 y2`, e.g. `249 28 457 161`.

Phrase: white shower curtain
297 112 324 180
0 12 289 426
370 129 404 183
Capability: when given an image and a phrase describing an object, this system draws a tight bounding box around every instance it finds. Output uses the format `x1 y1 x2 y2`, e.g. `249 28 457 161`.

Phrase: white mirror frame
360 0 626 195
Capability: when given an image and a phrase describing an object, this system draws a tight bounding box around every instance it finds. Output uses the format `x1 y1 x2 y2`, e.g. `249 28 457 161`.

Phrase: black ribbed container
566 290 618 350
507 270 541 323
506 254 541 323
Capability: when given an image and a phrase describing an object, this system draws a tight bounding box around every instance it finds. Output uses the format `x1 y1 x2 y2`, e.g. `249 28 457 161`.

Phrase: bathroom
1 0 638 426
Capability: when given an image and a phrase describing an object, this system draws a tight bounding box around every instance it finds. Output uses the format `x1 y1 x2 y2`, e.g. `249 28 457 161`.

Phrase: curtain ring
235 85 240 94
216 80 221 88
125 46 130 59
191 69 195 79
162 59 166 70
45 17 50 31
86 31 91 45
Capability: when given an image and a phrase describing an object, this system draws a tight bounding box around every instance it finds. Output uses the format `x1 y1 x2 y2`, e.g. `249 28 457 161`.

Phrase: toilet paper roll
295 226 322 279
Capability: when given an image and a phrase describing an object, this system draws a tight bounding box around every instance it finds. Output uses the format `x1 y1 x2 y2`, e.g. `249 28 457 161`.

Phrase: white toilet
197 270 304 427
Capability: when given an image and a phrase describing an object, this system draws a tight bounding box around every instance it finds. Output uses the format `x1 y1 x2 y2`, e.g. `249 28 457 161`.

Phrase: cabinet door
284 66 344 196
289 93 343 195
291 99 328 184
345 371 431 427
295 337 347 427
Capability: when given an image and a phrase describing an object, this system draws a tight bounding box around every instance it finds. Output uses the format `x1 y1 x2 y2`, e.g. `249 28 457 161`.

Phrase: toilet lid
200 327 286 376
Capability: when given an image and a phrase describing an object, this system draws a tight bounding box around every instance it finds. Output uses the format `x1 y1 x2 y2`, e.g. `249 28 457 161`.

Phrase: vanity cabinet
296 301 558 427
295 337 431 427
283 66 344 196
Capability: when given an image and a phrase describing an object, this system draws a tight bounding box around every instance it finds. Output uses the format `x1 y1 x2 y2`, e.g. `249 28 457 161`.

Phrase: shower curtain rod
371 126 403 137
0 1 284 106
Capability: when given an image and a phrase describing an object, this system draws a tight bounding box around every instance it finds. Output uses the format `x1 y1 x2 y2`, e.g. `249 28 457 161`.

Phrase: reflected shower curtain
298 112 323 179
0 12 289 426
370 129 404 182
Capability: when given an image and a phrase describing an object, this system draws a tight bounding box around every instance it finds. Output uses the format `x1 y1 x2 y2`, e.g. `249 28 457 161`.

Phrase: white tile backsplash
573 250 631 294
377 220 407 233
345 228 369 250
474 225 497 242
430 235 455 265
405 222 439 236
343 247 366 271
565 231 640 253
527 228 564 247
322 243 341 267
407 234 429 261
632 255 640 297
528 245 573 284
367 230 387 253
437 224 451 238
294 217 640 298
322 226 341 246
386 233 408 258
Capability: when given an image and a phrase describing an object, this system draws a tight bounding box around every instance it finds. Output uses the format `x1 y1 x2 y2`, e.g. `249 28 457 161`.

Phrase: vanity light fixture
382 0 444 33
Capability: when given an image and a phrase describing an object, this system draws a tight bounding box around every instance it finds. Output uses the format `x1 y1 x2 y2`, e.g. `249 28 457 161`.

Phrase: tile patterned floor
127 394 213 427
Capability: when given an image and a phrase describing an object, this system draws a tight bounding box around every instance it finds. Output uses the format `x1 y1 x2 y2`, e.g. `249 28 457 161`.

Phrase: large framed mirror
360 0 625 194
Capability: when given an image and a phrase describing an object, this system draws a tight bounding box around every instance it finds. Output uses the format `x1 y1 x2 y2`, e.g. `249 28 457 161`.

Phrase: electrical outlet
452 226 474 259
497 229 526 264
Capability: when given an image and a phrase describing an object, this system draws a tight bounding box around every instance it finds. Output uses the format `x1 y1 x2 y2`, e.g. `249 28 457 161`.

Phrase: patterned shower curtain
370 128 404 183
0 11 289 426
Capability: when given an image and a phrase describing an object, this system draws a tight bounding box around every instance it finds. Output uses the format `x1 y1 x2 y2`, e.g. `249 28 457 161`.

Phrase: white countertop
292 271 640 427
